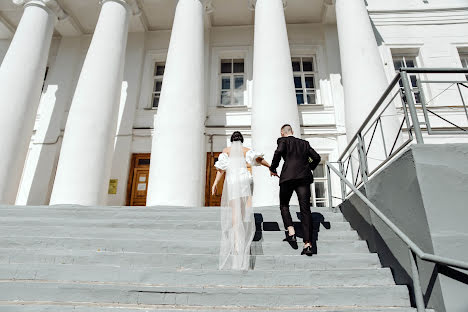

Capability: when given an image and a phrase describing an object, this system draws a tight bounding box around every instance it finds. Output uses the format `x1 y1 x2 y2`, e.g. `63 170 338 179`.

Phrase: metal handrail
338 67 468 162
326 161 468 311
338 73 401 161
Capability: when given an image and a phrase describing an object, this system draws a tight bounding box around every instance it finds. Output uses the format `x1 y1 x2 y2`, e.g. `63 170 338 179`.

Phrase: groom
269 124 321 256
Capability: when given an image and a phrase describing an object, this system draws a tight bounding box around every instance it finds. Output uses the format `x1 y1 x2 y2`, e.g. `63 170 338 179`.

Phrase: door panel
126 153 151 206
205 152 225 207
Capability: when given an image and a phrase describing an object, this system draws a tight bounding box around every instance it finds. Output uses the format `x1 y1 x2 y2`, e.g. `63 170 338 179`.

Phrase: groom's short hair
281 124 293 134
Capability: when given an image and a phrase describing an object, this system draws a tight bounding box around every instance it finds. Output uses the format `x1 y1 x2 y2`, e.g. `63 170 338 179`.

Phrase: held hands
270 171 279 178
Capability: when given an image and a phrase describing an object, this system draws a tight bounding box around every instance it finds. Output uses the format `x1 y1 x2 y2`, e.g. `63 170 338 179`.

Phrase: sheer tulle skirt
218 142 255 271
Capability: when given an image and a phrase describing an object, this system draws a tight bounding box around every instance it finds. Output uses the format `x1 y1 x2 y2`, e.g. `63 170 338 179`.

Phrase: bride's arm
211 170 225 196
256 157 270 168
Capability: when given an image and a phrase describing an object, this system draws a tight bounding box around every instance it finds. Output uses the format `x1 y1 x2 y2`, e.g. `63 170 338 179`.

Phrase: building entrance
126 153 150 206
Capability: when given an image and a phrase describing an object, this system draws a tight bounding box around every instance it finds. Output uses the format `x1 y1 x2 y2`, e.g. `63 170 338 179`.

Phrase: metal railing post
409 249 426 312
357 134 369 183
400 71 424 144
339 161 347 201
327 164 334 211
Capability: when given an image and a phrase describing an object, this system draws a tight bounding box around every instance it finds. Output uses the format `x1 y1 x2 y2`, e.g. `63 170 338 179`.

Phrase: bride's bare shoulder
223 147 230 155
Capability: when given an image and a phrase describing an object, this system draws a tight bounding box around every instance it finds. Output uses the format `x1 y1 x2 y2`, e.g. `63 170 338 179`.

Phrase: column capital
99 0 141 16
248 0 287 11
13 0 67 20
324 0 335 6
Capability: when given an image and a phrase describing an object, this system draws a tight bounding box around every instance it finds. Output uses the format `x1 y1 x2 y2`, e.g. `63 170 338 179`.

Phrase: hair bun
230 131 244 143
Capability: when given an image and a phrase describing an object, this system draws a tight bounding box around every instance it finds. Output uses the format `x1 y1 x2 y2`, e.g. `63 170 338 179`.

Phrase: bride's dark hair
230 131 244 143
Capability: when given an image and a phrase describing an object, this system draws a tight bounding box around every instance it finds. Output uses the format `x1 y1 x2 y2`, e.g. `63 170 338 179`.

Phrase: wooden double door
127 153 236 207
127 154 151 206
205 152 225 206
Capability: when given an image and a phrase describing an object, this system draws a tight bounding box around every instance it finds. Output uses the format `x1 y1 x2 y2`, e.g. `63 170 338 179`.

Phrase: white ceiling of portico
0 0 333 39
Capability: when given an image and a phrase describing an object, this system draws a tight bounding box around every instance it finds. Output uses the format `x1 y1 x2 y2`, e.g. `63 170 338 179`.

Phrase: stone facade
0 0 466 206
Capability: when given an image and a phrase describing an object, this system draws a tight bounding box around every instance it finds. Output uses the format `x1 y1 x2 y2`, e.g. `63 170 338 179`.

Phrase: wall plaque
108 179 118 194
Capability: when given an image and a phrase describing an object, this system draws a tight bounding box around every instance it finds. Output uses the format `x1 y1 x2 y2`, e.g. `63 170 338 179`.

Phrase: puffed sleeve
245 150 264 167
214 153 229 171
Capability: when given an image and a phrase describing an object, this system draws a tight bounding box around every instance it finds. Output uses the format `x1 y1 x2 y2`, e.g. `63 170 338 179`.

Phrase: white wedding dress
214 141 263 271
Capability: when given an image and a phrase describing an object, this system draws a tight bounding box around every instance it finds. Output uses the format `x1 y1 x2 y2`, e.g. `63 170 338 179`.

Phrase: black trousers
279 179 312 243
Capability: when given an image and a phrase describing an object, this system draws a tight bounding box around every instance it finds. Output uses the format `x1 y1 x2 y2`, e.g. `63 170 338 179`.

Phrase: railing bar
388 117 406 156
456 83 468 121
417 80 433 135
409 249 426 312
401 71 424 143
424 83 455 106
419 80 468 83
426 109 467 132
365 119 380 157
400 67 468 74
460 83 468 89
378 118 388 158
327 162 468 270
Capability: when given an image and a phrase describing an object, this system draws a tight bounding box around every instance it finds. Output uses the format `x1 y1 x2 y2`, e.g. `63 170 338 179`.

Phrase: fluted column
335 0 400 164
50 0 139 205
0 0 65 204
146 0 207 207
250 0 301 207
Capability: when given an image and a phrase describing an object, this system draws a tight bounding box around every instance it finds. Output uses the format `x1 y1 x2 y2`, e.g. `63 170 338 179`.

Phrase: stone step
0 205 333 213
0 236 369 255
0 264 395 287
0 210 345 223
0 281 411 307
0 305 425 312
0 218 352 231
0 227 360 241
0 249 381 270
0 209 343 222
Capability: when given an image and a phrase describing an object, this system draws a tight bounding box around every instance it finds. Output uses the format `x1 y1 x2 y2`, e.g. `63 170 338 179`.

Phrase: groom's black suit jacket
270 136 321 185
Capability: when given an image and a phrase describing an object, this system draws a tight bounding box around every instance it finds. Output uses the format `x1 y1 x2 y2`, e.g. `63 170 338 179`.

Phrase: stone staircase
0 205 419 311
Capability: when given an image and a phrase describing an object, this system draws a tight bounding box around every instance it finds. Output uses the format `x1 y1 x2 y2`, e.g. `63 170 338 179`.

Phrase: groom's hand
270 171 279 177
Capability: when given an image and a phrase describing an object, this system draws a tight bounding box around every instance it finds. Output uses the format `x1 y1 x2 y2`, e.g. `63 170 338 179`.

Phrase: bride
211 131 271 270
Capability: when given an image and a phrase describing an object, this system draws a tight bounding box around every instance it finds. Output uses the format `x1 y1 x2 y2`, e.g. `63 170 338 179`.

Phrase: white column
335 0 400 158
0 0 65 204
146 0 206 207
16 37 82 205
50 0 139 205
250 0 301 207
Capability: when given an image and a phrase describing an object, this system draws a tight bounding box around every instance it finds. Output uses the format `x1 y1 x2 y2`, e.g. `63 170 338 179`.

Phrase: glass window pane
221 90 231 105
296 91 304 105
154 63 165 76
306 92 316 105
233 91 244 106
393 60 404 71
221 59 232 74
292 58 301 72
305 76 315 89
314 164 324 178
406 59 415 68
221 77 231 90
316 202 325 207
234 76 244 90
233 60 244 73
410 75 418 88
294 76 302 88
414 92 421 104
152 95 160 108
315 182 326 199
302 58 314 72
154 80 162 92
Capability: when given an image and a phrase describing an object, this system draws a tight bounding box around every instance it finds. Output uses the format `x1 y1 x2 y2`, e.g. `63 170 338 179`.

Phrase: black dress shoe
301 246 313 256
286 233 297 243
